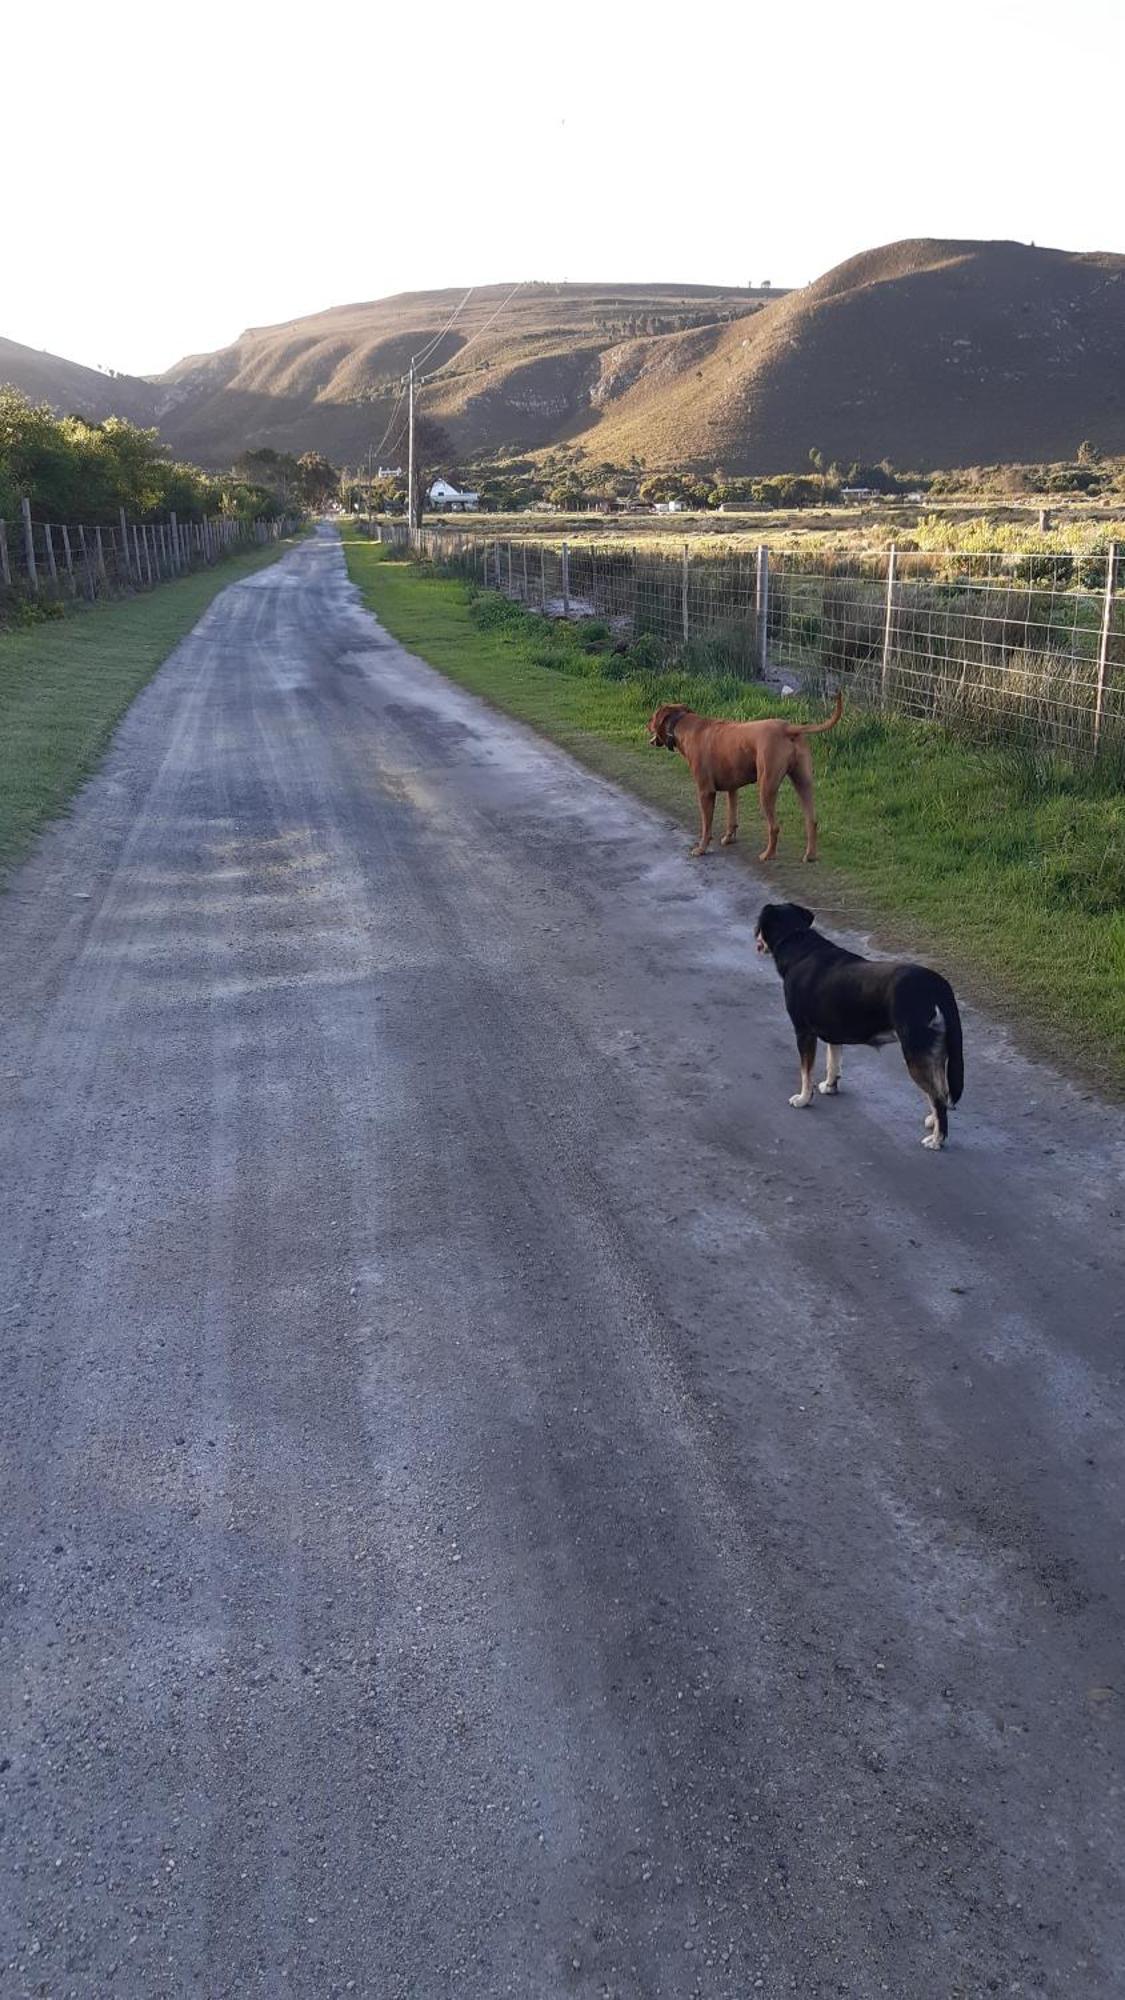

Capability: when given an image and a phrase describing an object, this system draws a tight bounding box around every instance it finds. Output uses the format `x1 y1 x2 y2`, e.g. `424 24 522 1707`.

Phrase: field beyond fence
382 523 1125 759
1 499 299 619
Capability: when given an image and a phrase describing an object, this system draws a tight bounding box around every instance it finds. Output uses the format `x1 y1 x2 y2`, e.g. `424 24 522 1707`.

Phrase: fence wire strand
1 507 298 611
378 524 1125 757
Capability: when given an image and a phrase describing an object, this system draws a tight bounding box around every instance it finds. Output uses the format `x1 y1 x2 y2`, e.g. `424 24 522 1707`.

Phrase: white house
429 478 480 512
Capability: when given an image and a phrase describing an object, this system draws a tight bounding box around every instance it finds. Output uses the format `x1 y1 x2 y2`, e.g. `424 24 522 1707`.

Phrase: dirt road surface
2 527 1123 1998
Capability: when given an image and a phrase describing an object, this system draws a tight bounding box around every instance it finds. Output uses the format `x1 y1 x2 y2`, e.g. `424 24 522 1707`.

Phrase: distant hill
563 239 1125 472
3 243 1123 476
146 282 775 466
0 336 157 426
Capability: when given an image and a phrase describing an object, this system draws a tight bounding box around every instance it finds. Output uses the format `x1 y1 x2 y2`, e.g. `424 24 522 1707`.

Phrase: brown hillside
5 243 1122 476
149 283 773 466
0 336 157 426
567 239 1125 471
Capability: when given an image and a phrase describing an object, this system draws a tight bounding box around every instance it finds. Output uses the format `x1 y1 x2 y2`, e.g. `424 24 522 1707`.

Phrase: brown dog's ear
649 703 689 748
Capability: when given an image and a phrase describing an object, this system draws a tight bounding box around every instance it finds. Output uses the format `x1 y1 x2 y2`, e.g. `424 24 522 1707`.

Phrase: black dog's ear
790 905 815 928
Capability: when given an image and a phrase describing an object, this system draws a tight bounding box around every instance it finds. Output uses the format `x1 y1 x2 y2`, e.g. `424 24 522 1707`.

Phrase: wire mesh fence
377 522 1125 758
0 501 299 613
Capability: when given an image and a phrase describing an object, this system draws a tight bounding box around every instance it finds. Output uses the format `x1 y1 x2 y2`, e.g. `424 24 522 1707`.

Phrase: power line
365 285 475 475
412 284 475 373
405 280 530 528
370 279 531 484
370 382 408 465
426 279 527 376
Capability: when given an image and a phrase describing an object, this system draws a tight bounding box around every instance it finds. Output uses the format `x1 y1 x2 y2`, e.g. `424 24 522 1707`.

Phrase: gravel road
2 525 1123 1998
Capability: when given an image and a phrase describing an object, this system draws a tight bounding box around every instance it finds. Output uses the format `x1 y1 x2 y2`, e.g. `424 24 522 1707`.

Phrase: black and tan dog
754 903 964 1149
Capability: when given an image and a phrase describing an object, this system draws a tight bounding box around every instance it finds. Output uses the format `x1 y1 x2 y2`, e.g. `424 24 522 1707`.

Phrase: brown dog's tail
786 690 843 738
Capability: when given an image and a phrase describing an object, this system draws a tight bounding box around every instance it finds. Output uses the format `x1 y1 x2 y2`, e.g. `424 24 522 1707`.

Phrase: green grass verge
0 534 304 879
342 529 1125 1093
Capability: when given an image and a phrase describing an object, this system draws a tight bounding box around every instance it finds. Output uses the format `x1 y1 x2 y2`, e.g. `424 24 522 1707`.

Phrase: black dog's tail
937 979 964 1104
896 969 964 1107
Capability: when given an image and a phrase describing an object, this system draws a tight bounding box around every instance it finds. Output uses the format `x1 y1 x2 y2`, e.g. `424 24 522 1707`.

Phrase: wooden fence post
881 545 898 704
42 524 59 590
682 542 690 644
562 541 570 619
94 526 107 584
78 525 96 599
0 519 10 588
22 498 38 591
540 544 547 610
119 507 132 581
60 524 75 592
1094 541 1118 755
169 512 180 572
755 544 768 677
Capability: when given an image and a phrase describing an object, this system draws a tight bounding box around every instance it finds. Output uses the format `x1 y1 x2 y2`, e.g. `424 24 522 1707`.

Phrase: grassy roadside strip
341 528 1125 1093
0 531 306 878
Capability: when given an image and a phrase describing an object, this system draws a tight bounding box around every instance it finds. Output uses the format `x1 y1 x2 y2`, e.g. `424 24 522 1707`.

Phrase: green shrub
625 633 663 672
0 595 67 630
469 592 528 631
580 619 610 649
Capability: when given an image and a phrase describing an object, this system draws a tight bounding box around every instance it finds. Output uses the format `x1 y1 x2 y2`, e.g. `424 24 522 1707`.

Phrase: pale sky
7 0 1122 379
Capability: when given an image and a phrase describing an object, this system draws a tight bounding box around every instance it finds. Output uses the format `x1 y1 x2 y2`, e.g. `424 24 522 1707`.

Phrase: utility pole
406 355 416 534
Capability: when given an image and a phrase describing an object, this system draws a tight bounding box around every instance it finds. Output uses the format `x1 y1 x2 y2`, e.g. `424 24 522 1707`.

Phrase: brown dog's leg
690 789 716 858
757 773 781 861
720 789 739 846
791 764 819 862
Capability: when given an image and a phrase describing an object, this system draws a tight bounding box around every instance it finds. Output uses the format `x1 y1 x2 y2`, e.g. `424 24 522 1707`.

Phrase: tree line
347 442 1125 518
340 450 916 517
0 388 340 526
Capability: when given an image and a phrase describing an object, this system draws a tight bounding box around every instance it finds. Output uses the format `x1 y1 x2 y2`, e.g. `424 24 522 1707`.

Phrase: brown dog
648 692 843 860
